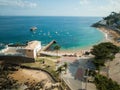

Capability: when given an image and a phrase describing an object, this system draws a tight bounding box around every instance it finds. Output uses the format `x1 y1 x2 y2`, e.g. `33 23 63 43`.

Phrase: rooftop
25 41 40 50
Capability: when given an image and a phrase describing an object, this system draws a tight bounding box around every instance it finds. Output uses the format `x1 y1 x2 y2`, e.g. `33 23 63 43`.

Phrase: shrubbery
91 42 119 69
94 74 120 90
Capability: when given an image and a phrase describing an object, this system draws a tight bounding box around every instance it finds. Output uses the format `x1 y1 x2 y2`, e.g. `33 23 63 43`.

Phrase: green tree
63 62 68 74
56 66 63 75
94 74 120 90
91 42 119 69
56 66 64 82
54 44 61 56
102 11 120 26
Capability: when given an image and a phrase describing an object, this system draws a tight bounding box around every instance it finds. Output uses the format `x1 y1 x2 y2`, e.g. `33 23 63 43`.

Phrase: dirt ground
109 53 120 84
9 69 59 90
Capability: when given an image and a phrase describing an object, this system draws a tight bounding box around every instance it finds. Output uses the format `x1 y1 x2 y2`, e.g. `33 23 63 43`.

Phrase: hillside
92 12 120 32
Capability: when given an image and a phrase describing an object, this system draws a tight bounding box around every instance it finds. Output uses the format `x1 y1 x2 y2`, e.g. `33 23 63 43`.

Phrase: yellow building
25 41 41 58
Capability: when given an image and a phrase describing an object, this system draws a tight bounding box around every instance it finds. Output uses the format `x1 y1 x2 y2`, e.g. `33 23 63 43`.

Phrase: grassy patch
22 57 59 80
36 58 56 69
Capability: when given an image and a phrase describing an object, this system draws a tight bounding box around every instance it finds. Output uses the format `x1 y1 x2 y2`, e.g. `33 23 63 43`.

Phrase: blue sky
0 0 120 16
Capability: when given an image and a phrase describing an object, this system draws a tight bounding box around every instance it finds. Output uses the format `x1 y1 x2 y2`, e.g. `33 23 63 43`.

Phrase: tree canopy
92 11 120 29
104 12 120 26
91 42 119 68
94 74 120 90
54 44 61 51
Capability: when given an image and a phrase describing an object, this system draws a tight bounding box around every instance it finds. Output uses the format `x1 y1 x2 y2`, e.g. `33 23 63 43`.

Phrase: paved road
62 73 82 90
60 56 96 90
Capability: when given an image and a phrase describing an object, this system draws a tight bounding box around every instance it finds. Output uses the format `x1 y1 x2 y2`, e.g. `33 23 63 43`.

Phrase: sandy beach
97 27 120 46
43 27 110 57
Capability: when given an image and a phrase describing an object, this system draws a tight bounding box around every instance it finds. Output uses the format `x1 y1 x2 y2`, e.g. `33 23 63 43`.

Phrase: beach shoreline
57 26 120 56
97 27 120 45
57 28 107 56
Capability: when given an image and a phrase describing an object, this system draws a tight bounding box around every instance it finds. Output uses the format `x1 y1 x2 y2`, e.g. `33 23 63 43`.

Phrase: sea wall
0 56 35 63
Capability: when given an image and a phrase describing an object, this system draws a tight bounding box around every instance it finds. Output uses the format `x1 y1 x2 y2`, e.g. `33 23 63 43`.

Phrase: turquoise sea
0 16 104 50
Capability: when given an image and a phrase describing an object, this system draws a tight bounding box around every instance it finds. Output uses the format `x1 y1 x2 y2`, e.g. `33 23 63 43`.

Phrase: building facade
25 41 41 58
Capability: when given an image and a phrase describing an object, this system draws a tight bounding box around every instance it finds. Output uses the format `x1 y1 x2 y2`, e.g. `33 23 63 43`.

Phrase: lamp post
84 68 89 90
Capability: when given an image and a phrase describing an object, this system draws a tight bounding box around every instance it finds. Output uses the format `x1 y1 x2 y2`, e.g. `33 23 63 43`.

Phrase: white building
99 20 107 25
24 41 41 58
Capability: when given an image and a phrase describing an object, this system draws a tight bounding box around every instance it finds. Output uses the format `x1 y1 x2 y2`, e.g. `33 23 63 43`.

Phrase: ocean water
0 16 104 50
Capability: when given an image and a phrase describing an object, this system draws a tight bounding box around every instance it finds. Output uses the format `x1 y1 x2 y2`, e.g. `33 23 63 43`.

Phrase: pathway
59 56 96 90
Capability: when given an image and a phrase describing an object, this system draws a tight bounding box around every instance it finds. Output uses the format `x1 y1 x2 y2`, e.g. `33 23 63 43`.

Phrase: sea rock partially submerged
30 26 37 31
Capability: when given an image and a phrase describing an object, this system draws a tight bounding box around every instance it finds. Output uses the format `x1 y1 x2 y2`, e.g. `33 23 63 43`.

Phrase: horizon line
0 15 105 17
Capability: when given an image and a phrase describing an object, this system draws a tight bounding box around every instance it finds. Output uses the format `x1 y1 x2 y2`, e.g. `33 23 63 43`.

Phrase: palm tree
56 66 63 75
54 44 60 56
56 66 64 82
63 62 68 74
